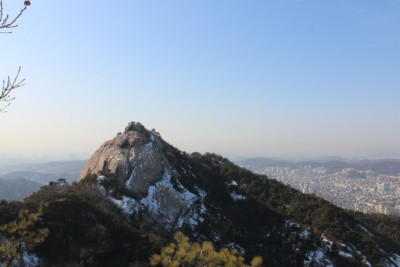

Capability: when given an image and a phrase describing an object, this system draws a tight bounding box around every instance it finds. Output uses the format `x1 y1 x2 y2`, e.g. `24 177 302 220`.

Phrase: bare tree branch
0 0 30 33
1 0 30 112
0 67 25 112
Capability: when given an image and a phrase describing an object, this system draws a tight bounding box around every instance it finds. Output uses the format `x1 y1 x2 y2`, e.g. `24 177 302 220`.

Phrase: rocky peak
124 121 146 134
80 122 169 196
79 122 205 228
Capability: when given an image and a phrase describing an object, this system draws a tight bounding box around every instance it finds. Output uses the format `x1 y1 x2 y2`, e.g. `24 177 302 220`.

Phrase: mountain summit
80 122 168 189
79 122 205 228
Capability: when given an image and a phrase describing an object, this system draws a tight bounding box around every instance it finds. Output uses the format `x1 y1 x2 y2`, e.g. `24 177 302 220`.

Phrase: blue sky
1 0 399 160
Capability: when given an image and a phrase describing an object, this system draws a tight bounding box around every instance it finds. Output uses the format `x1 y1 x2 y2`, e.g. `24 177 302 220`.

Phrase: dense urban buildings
241 163 400 215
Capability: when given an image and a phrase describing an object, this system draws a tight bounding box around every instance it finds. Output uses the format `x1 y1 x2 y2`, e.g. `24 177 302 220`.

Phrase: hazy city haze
1 0 399 160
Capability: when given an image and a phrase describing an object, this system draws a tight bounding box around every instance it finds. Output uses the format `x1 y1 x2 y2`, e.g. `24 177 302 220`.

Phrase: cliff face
80 122 168 195
79 122 205 228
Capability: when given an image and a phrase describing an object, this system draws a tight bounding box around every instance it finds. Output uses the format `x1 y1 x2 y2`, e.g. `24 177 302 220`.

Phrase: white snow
140 180 162 214
188 217 198 226
125 163 136 188
139 171 205 226
109 196 138 215
304 248 334 267
109 169 205 228
314 249 325 260
96 176 106 193
129 150 136 160
320 235 333 249
357 224 373 236
109 197 122 207
354 249 372 267
230 180 238 186
194 186 207 200
144 141 153 153
180 188 198 205
299 230 311 240
120 196 137 214
229 191 247 201
386 254 400 267
363 259 373 267
0 244 39 266
211 231 222 242
285 220 300 228
226 242 246 255
339 251 353 258
22 251 40 267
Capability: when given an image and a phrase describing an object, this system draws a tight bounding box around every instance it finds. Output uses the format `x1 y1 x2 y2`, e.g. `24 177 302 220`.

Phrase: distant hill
0 160 86 200
0 177 41 200
0 160 86 175
237 157 400 175
0 160 86 183
0 171 74 185
357 159 400 175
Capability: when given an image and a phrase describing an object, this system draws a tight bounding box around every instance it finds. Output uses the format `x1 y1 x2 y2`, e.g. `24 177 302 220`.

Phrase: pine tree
150 231 263 267
0 203 48 267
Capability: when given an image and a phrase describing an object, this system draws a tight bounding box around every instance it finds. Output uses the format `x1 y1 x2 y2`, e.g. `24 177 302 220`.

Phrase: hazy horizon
2 148 400 165
1 1 399 161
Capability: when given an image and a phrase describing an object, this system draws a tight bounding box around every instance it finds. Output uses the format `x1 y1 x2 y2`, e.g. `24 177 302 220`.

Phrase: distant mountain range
0 160 86 200
0 160 86 176
237 157 400 176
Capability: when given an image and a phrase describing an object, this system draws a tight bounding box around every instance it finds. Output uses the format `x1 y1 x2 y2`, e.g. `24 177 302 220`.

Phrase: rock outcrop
79 122 205 228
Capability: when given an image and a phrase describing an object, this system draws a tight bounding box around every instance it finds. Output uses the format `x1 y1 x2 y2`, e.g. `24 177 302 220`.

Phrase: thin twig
0 67 25 112
0 1 29 112
0 0 29 33
0 1 3 24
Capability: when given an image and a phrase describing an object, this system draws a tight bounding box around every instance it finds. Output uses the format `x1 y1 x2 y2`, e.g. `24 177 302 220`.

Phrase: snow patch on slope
384 254 400 267
299 230 311 240
125 163 136 188
304 248 334 267
109 169 206 228
229 191 247 201
320 235 333 250
357 224 373 236
339 250 353 258
226 180 247 201
226 242 246 256
109 196 137 215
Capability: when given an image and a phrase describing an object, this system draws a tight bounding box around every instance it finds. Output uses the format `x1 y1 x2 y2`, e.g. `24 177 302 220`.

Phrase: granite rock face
79 122 205 228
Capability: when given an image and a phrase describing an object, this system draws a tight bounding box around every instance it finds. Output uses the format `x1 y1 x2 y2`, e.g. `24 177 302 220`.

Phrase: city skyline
240 160 400 216
1 1 400 161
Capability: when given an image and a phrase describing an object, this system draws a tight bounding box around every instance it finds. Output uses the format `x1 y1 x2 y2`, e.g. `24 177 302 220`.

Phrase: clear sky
1 0 399 161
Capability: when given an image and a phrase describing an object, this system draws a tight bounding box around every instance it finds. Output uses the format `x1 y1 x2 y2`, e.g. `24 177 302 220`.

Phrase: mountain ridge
75 122 400 266
0 160 86 200
0 177 41 201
